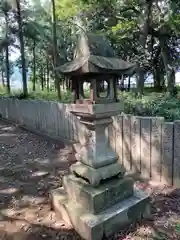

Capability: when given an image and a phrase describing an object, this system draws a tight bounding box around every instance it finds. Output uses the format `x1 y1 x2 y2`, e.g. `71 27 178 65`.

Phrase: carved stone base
63 174 134 214
70 162 125 187
52 187 150 240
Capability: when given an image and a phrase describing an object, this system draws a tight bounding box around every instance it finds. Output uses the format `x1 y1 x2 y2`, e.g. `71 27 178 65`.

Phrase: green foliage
175 223 180 233
111 20 136 35
56 0 86 19
0 85 7 96
0 85 73 103
28 89 73 102
120 90 180 121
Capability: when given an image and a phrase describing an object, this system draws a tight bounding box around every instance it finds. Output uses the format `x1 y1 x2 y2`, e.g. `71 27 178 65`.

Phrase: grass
1 85 180 121
0 86 73 103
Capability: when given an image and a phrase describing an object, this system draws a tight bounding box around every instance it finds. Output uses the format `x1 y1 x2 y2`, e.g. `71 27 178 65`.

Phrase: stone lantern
52 33 150 240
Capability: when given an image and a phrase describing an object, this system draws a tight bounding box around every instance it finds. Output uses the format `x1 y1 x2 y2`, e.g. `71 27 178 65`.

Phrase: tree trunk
153 70 161 91
5 46 10 94
119 75 124 91
127 76 131 91
68 78 71 89
46 57 49 92
153 67 165 92
16 0 28 97
40 67 44 91
159 38 175 95
43 68 46 90
51 0 61 100
136 67 144 97
1 69 5 87
5 11 10 94
65 78 71 90
139 0 153 47
32 39 36 91
62 80 65 90
136 0 153 96
65 78 68 90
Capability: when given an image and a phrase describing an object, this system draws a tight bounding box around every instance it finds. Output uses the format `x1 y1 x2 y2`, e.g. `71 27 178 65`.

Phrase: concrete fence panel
0 98 179 186
140 117 151 179
161 122 174 185
131 116 141 173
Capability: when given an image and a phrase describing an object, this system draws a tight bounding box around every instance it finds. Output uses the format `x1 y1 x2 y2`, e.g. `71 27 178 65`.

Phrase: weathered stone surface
51 187 72 226
151 117 164 182
72 114 78 141
76 118 118 169
162 122 174 185
108 116 116 152
173 121 180 186
63 174 134 214
131 116 141 173
140 117 151 179
70 161 125 187
122 115 131 171
52 187 150 240
114 115 123 165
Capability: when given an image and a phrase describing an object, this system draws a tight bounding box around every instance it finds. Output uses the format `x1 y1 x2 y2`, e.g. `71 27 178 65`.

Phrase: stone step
52 187 150 240
70 161 125 187
63 174 134 214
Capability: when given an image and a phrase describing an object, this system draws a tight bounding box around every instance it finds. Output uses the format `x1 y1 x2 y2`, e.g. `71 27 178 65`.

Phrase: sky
7 0 47 89
10 47 31 89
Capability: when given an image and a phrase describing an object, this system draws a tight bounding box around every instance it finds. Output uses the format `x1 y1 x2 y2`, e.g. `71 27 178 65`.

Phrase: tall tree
5 8 10 93
0 1 11 93
51 0 61 99
33 39 38 91
15 0 28 97
0 53 5 87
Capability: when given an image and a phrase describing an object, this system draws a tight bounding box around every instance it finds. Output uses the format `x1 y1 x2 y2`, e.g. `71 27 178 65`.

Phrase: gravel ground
0 119 180 240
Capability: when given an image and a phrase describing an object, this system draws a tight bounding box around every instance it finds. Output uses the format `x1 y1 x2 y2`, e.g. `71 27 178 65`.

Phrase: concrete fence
0 98 178 186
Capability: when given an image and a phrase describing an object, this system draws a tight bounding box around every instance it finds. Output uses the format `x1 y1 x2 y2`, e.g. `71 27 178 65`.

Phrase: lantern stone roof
56 33 136 76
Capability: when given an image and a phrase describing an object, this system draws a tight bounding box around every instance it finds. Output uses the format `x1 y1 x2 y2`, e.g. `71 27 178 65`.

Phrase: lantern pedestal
51 103 150 240
70 103 125 186
52 184 150 240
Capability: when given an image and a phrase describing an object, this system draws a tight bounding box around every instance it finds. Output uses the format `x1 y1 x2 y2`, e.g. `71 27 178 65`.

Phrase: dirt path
0 120 80 240
0 120 180 240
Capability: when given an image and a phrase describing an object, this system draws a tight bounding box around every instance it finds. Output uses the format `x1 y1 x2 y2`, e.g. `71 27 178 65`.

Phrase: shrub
120 91 180 121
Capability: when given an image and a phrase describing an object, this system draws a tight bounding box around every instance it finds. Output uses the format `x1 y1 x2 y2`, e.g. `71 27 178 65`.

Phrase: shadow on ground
0 218 81 240
0 120 78 240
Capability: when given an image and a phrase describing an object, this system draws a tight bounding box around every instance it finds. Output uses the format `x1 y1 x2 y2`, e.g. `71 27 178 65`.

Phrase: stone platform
52 186 150 240
63 174 134 214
